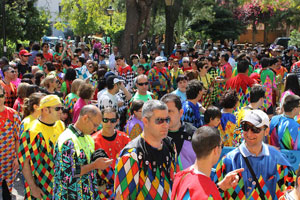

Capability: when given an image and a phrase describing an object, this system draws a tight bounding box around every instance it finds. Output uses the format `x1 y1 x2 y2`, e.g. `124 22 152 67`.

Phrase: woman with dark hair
43 61 56 75
280 73 300 110
53 43 64 62
61 68 76 97
124 100 144 140
34 70 44 86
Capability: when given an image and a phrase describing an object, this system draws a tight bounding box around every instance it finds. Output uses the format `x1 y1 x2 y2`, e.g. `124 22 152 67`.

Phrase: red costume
171 167 222 200
226 73 255 93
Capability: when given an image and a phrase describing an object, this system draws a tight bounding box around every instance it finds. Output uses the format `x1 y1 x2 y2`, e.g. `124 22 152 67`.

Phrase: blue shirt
172 88 187 103
214 142 295 199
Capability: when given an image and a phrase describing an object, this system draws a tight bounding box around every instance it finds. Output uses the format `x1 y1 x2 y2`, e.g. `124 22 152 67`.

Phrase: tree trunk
121 0 156 62
252 20 256 46
164 0 182 57
263 23 268 46
286 24 291 36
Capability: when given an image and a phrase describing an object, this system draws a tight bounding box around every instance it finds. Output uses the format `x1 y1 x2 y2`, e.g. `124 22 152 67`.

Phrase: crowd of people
1 37 300 199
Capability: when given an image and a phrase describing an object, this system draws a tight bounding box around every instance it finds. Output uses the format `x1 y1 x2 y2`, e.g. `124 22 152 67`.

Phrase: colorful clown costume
53 124 100 200
64 92 79 115
114 136 179 200
218 112 238 147
92 130 130 200
269 114 300 150
18 119 65 199
0 107 21 193
213 142 295 199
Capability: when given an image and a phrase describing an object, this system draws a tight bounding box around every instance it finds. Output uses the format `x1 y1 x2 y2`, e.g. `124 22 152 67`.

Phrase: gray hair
142 100 168 118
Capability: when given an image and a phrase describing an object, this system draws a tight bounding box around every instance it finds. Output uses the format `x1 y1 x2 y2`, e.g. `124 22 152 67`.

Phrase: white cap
182 57 189 62
155 56 165 63
242 109 269 128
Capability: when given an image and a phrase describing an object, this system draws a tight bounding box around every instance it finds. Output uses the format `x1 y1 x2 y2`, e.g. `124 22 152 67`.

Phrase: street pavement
11 172 24 200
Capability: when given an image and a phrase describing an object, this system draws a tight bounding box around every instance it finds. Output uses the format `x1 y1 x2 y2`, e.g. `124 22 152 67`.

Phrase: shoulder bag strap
239 147 265 199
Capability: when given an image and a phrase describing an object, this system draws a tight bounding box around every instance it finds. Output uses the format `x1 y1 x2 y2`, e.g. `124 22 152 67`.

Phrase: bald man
53 105 113 200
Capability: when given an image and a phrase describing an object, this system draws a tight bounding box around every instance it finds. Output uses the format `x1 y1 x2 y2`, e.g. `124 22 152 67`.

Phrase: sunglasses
137 82 149 86
154 117 170 124
174 62 179 65
0 94 5 98
241 122 263 134
9 70 16 73
53 106 64 111
183 61 189 63
103 118 117 123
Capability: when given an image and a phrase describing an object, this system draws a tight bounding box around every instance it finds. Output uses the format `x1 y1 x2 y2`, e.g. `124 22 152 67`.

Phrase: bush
289 30 300 47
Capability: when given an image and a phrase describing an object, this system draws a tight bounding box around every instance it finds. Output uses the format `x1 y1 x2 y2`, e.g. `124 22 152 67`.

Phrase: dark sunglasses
53 106 64 111
9 70 16 73
154 117 170 124
183 61 189 63
174 62 179 65
137 82 149 86
241 122 263 134
0 94 5 98
103 118 117 123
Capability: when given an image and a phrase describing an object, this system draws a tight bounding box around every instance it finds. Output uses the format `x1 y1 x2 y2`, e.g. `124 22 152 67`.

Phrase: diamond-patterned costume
213 142 295 199
0 107 21 192
114 136 179 200
218 112 238 147
64 92 79 115
18 119 65 199
53 125 100 200
182 101 203 128
92 130 130 200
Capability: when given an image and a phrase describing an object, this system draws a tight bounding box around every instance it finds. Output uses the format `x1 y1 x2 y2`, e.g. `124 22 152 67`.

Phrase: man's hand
31 185 45 199
12 158 19 171
93 158 113 170
218 168 244 191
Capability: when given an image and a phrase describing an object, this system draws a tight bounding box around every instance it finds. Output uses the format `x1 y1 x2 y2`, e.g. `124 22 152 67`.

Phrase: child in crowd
203 106 222 127
218 89 239 146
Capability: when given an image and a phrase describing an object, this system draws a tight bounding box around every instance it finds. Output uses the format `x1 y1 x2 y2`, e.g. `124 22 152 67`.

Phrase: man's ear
142 117 148 127
179 109 184 118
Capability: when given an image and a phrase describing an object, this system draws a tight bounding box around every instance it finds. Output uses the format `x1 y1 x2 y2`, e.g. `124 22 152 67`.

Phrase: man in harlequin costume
161 93 197 170
226 59 255 109
270 94 300 150
114 100 179 200
214 110 295 199
148 56 172 99
53 105 113 199
92 107 130 199
18 95 65 199
0 85 21 200
236 85 266 128
171 126 244 200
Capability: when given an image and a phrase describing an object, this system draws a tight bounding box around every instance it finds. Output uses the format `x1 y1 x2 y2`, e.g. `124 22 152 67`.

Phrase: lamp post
2 0 7 57
106 6 115 55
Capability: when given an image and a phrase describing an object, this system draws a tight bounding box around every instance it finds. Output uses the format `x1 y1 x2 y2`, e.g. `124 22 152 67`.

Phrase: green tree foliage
191 5 246 42
55 0 126 39
289 30 300 47
0 0 50 42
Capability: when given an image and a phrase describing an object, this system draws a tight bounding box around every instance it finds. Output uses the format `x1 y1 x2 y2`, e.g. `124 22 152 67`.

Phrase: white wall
36 0 64 37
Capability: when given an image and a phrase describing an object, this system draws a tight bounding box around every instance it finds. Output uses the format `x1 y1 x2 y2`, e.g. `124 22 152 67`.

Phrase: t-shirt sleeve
114 150 139 199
